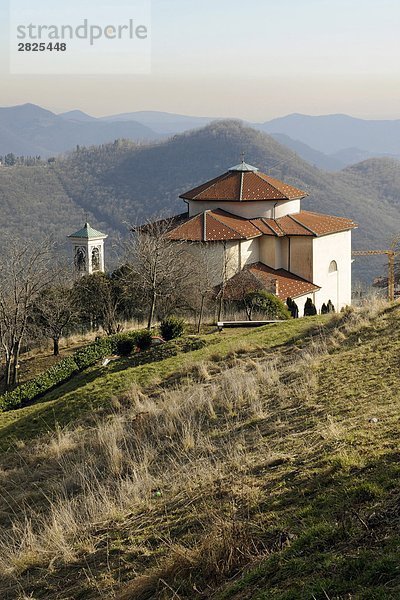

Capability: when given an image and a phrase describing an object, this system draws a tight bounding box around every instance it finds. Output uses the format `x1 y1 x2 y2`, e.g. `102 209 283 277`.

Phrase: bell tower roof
68 222 108 240
228 160 259 172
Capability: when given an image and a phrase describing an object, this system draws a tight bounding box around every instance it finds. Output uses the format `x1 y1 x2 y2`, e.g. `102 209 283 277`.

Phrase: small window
329 260 338 273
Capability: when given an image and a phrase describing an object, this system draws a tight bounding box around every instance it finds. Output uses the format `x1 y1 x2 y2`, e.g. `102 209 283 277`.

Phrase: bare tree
0 239 55 388
180 244 215 332
127 218 193 329
31 285 77 355
216 242 238 322
73 272 124 335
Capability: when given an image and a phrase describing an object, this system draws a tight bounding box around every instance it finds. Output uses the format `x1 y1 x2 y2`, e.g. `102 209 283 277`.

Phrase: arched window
329 260 338 273
92 246 101 271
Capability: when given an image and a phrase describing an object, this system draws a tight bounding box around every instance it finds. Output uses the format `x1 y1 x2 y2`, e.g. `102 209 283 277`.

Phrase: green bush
116 337 136 356
244 290 290 320
160 316 185 341
73 337 115 370
135 330 152 351
0 357 78 411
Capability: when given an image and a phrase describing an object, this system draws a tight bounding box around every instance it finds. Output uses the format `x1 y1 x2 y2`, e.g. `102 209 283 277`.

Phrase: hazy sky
1 0 399 120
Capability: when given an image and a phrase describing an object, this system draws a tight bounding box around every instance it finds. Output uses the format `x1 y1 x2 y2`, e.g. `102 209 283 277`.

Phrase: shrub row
124 336 206 369
0 357 79 411
0 330 151 412
0 331 203 413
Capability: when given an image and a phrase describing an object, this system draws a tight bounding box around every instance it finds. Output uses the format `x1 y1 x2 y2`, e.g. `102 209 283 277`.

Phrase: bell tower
67 222 108 276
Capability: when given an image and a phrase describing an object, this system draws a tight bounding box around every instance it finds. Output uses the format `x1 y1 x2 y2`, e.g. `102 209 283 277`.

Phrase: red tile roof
223 263 320 301
165 209 357 242
288 211 357 236
167 209 264 242
180 170 307 202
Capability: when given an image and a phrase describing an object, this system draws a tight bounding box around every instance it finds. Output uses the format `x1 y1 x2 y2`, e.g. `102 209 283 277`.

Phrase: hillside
0 120 398 281
270 133 344 171
0 303 399 599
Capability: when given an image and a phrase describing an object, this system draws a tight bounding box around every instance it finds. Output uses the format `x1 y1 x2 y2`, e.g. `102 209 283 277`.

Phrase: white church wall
289 237 313 282
312 231 352 311
281 237 289 270
239 239 260 269
188 199 302 220
274 199 301 218
259 237 284 270
183 242 225 286
183 241 242 286
188 200 274 219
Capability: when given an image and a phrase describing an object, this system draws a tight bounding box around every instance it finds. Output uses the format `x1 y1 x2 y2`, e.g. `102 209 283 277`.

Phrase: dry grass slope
0 300 399 599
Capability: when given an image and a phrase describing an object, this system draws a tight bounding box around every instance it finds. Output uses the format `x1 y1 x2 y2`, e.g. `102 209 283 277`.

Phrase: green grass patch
0 317 326 450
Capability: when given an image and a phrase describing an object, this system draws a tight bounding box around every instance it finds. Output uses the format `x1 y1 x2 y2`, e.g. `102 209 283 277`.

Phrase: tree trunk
5 357 12 390
11 340 21 385
147 291 156 330
53 337 60 356
217 292 224 322
197 295 205 333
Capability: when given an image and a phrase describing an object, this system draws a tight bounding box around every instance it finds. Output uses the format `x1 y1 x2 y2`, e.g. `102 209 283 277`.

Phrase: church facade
163 161 357 313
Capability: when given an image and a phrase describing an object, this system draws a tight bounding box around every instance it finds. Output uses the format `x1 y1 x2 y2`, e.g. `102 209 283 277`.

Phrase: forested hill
0 120 399 281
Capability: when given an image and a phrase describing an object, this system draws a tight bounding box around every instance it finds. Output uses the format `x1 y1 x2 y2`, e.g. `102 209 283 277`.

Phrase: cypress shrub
304 298 317 316
160 316 185 341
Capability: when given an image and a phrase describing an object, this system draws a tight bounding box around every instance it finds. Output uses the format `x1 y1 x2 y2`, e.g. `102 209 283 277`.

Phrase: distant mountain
0 121 398 283
0 103 159 157
99 110 215 135
59 110 97 122
331 147 380 166
258 113 400 156
4 105 400 169
270 133 343 171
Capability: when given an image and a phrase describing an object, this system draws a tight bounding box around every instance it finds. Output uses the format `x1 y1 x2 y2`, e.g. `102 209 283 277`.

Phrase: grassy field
0 317 326 451
0 305 399 599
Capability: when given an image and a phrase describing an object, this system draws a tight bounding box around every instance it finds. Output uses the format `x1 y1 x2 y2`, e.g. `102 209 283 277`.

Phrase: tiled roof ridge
223 262 321 301
264 217 286 236
239 170 244 202
167 212 203 237
288 213 318 236
203 210 207 240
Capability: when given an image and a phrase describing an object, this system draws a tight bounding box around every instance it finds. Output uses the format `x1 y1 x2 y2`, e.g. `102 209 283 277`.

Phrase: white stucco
187 198 301 219
259 237 283 270
312 230 352 311
238 239 260 269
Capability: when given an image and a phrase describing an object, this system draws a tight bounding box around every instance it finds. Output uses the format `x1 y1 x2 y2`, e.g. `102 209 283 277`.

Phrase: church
163 160 357 313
